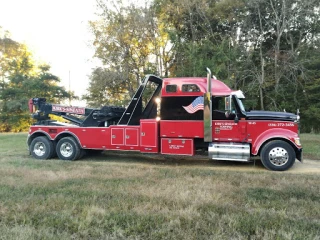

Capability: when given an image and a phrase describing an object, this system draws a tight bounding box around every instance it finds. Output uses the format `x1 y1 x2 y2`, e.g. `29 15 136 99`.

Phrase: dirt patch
288 159 320 174
204 159 320 174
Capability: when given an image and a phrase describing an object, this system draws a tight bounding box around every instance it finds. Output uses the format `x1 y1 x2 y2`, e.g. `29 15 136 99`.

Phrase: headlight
294 138 301 146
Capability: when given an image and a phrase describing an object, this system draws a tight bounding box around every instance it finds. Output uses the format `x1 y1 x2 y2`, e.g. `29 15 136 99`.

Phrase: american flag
183 96 204 113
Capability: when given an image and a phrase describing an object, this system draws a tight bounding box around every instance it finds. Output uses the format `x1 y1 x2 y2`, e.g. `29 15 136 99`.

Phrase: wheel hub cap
60 143 73 158
34 142 46 157
269 147 288 166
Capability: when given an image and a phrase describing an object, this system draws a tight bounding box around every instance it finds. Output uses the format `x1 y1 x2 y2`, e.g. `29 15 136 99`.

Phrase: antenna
69 70 71 105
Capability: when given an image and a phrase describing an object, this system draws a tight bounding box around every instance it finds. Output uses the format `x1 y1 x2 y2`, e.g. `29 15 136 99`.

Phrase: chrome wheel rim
60 142 73 158
269 147 288 166
34 142 46 157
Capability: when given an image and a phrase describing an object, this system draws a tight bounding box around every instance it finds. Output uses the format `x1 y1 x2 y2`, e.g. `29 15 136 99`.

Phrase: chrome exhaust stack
204 68 212 142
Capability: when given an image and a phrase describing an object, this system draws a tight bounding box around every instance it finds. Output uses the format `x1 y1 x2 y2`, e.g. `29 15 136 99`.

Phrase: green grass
301 133 320 160
0 133 319 239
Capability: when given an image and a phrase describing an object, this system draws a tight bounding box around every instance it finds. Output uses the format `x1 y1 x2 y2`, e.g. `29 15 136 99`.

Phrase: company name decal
214 122 236 131
219 125 233 130
52 105 85 115
169 144 185 150
214 122 238 126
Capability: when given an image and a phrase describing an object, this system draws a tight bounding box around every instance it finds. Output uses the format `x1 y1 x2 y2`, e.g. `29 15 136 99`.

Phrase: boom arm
28 98 125 127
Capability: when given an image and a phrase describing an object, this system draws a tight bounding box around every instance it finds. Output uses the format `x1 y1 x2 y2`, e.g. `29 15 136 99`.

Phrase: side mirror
234 114 239 123
225 96 232 111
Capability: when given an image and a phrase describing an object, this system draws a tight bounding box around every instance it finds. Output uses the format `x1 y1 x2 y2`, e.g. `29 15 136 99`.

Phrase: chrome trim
204 68 212 142
55 131 83 147
209 142 251 161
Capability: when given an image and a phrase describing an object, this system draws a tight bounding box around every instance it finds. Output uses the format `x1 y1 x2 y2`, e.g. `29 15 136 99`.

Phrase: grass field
301 134 320 160
0 133 319 239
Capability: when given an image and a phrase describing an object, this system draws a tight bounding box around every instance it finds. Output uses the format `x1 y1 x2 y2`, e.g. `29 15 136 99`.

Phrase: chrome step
208 142 251 162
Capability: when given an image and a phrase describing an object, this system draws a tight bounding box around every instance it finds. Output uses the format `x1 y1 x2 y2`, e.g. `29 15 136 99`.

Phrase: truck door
212 96 247 142
213 120 245 142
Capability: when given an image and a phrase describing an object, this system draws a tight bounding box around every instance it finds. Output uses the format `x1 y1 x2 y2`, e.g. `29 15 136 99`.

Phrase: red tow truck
27 69 302 171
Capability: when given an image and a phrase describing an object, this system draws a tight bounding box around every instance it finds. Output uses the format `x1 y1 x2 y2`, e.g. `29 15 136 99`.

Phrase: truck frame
27 69 302 171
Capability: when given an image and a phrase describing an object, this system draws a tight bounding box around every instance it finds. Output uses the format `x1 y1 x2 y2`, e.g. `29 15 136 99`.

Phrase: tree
86 0 320 132
0 28 71 132
90 1 157 97
82 67 131 107
238 0 320 110
87 0 177 105
152 0 246 82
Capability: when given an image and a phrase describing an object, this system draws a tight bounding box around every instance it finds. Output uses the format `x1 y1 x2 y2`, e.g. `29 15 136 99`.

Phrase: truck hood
246 110 298 122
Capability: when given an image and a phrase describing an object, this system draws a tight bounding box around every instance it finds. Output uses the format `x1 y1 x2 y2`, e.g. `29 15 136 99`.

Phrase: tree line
1 0 320 132
85 0 320 133
0 27 71 132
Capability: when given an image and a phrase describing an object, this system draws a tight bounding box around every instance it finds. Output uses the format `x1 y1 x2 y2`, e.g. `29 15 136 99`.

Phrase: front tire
30 136 55 160
260 140 296 171
56 137 81 161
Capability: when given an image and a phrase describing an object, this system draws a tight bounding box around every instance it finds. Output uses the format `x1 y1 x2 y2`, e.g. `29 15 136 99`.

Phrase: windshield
236 97 246 113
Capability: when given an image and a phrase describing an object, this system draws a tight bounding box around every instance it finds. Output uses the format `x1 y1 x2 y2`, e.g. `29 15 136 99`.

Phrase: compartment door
140 119 158 153
125 128 139 146
111 128 124 145
161 138 194 156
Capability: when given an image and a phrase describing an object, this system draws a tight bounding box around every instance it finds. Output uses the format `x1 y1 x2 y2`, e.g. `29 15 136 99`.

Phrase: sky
0 0 99 106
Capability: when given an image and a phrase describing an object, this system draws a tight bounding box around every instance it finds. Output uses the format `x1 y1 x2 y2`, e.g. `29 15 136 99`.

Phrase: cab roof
161 77 232 97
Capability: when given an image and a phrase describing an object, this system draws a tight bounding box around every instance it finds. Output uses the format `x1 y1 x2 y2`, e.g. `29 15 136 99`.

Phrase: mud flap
296 148 303 162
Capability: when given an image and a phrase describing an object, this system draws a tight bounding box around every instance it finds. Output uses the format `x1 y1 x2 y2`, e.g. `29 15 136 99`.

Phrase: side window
160 97 203 120
166 84 177 93
212 97 224 111
212 96 235 120
182 84 200 92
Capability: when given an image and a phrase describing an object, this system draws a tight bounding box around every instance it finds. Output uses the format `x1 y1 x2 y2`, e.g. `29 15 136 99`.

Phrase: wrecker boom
28 98 125 127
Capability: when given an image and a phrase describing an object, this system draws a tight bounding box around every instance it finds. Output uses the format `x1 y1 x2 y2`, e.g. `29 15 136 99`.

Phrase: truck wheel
30 136 55 160
260 140 296 171
56 137 81 161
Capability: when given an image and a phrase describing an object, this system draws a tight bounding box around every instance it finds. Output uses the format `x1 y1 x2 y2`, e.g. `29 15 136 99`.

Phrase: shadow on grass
76 150 265 170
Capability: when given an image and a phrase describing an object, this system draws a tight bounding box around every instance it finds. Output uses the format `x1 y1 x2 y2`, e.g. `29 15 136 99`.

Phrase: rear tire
260 140 296 171
56 137 81 161
30 136 55 160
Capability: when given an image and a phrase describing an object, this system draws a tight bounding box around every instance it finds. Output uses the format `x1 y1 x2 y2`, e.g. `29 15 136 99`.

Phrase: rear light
28 99 34 113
